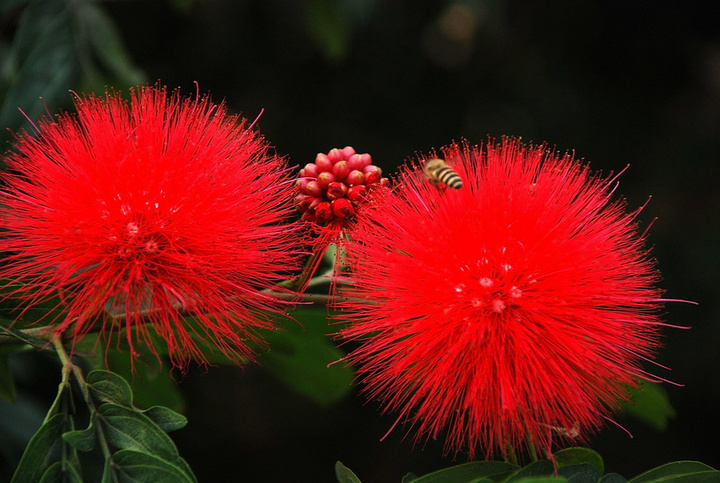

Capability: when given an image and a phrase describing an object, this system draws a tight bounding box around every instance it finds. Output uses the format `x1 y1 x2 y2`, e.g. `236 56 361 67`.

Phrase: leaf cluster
11 369 195 483
338 448 720 483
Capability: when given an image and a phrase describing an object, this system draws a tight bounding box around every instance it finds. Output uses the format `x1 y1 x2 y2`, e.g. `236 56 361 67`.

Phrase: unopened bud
317 171 336 188
304 180 323 197
347 154 364 171
346 170 365 186
332 160 350 181
327 148 344 163
295 194 313 211
315 153 332 172
342 146 356 159
301 163 319 178
363 165 383 184
359 153 372 168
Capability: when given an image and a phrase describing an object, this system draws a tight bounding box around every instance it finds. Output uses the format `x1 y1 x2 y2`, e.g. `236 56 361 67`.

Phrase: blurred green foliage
0 0 145 148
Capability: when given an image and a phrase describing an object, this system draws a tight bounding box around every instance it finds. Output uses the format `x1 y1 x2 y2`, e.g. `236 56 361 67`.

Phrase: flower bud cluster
295 146 387 224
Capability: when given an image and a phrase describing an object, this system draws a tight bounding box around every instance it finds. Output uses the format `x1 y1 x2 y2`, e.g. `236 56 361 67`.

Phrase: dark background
2 0 719 481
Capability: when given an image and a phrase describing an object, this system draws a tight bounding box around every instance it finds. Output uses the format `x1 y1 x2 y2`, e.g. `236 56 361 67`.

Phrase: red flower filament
338 139 667 459
0 86 301 367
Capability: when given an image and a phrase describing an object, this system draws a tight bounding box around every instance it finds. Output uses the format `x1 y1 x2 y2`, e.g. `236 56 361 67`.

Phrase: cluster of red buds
295 146 388 224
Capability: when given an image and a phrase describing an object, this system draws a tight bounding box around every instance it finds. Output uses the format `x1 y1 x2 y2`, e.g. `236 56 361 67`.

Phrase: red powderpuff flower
0 86 301 368
337 138 669 459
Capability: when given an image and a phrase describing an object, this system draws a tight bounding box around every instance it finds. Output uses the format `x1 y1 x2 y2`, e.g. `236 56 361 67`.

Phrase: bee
423 158 463 189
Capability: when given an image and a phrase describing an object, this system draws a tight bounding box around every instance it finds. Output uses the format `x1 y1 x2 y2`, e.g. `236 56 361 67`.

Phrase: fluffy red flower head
338 138 666 459
0 86 301 367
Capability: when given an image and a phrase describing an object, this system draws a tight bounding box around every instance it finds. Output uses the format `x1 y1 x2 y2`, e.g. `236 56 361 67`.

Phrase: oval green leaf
88 370 133 406
600 474 627 483
97 403 178 462
621 381 676 431
335 461 362 483
412 461 519 482
260 309 354 407
39 460 83 483
111 449 197 483
142 406 188 433
62 420 97 452
558 464 601 483
629 462 719 483
507 478 565 483
10 413 64 483
504 461 556 482
555 448 604 475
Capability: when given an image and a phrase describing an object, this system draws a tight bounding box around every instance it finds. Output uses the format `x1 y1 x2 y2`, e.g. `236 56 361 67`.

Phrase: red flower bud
301 162 319 178
328 148 344 163
295 193 313 211
359 153 372 168
332 160 350 181
346 170 365 186
315 153 332 172
304 180 323 197
363 165 383 184
317 171 336 188
347 154 364 171
342 146 356 159
295 178 309 191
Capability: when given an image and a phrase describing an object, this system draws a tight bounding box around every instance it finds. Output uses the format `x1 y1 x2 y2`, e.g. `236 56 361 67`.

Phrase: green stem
528 439 538 462
503 443 519 466
51 336 113 462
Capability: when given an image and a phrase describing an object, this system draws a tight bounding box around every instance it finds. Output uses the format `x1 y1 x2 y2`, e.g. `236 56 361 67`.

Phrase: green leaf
109 348 185 412
412 461 519 482
305 0 351 61
10 413 64 483
629 462 720 483
260 308 354 406
335 461 362 483
88 370 134 406
78 333 186 412
39 460 83 483
111 450 197 483
508 478 565 483
97 403 179 462
0 324 57 352
142 406 188 433
62 414 97 452
73 2 146 86
557 464 601 483
0 0 78 147
600 474 627 483
555 448 604 475
504 461 556 482
621 381 676 431
0 0 29 16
